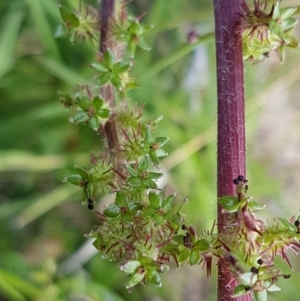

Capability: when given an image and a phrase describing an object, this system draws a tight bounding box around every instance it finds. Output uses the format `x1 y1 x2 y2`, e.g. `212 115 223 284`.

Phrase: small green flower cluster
88 189 186 289
239 0 299 63
56 4 99 43
113 14 152 57
218 176 300 300
58 0 192 289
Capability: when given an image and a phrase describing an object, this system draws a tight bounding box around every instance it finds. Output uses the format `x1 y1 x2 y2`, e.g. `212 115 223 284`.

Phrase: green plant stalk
213 0 248 301
143 32 214 79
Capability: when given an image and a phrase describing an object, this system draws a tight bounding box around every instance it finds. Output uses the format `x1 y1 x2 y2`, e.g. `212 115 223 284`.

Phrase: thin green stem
143 33 214 79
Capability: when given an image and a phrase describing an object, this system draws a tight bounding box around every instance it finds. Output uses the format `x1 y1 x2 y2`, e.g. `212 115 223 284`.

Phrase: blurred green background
1 0 300 300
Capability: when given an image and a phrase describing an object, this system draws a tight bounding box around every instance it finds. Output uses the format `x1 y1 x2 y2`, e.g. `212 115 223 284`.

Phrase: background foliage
1 0 300 300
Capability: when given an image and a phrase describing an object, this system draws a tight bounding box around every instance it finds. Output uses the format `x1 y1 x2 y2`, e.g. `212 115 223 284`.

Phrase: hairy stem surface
213 0 249 300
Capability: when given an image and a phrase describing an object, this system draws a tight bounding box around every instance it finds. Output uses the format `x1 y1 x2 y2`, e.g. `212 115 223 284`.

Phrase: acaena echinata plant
239 0 299 63
57 0 300 300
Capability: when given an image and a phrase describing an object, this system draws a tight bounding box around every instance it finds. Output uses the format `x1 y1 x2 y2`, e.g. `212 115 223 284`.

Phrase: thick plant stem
99 0 115 53
213 1 249 301
99 0 120 164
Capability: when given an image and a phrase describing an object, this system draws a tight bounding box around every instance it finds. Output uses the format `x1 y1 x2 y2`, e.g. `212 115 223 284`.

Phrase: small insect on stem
88 198 94 210
294 219 300 233
233 175 249 199
233 175 248 185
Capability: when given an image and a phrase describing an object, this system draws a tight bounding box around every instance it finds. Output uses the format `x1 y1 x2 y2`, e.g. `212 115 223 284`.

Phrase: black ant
87 198 94 210
294 219 300 233
233 175 248 185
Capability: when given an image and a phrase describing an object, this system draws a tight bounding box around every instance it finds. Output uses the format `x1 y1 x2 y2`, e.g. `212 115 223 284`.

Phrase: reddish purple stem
99 0 115 53
213 0 249 301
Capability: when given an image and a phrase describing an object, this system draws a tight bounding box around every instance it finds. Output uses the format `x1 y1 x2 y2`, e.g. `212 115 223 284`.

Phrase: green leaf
285 36 299 48
114 61 130 74
77 96 91 110
125 81 140 91
143 24 153 31
120 260 140 275
104 50 114 68
65 174 83 186
149 150 160 165
115 191 127 206
90 63 109 73
272 2 281 20
128 202 142 214
247 200 265 211
97 108 110 119
59 5 71 23
142 178 157 189
92 96 104 110
59 5 79 28
69 13 80 27
178 248 190 263
269 21 281 36
138 156 150 173
155 149 168 158
218 195 239 212
86 181 95 197
155 136 169 147
127 176 142 186
93 236 106 249
281 17 298 31
276 45 285 63
189 249 200 265
124 163 138 177
145 269 161 286
162 194 176 211
154 214 164 225
147 172 163 180
125 269 146 289
73 111 90 123
280 7 298 20
129 41 137 57
142 207 156 217
89 115 100 130
138 37 151 51
97 73 111 87
129 21 143 35
193 239 210 252
111 74 122 89
279 218 296 231
103 204 121 218
145 126 154 144
173 235 185 245
74 165 89 179
149 192 162 209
